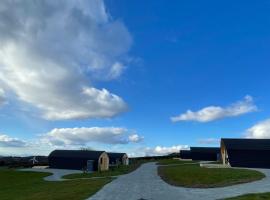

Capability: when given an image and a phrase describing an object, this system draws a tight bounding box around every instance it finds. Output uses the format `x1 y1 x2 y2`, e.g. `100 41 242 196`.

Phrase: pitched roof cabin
48 150 109 171
221 138 270 168
107 152 129 165
190 147 220 161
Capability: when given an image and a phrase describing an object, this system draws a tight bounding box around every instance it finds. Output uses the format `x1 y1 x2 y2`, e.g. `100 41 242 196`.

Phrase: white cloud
108 62 126 79
0 128 144 156
0 88 6 106
128 134 144 143
197 138 220 144
41 127 143 146
0 134 26 147
245 119 270 139
143 145 189 156
0 0 132 120
171 95 257 123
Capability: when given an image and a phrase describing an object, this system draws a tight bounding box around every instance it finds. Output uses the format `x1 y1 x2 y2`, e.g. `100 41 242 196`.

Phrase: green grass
64 163 142 179
158 164 265 188
224 193 270 200
157 159 196 165
0 169 111 200
0 166 8 170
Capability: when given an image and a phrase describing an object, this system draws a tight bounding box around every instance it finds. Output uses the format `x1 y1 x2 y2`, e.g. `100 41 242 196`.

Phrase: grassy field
158 164 265 188
157 159 196 165
64 162 142 179
225 193 270 200
0 168 111 200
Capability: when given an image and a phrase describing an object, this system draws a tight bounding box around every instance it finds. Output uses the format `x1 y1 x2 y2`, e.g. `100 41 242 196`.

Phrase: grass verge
224 193 270 200
157 159 196 165
64 162 143 179
158 164 265 188
0 169 111 200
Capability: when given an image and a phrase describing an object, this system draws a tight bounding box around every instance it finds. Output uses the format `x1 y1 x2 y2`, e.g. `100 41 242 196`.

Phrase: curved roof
107 152 127 159
222 138 270 150
49 150 106 160
190 147 220 153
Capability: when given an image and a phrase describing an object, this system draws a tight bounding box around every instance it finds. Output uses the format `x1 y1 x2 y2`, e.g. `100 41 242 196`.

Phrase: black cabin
48 150 109 171
190 147 220 161
107 152 128 165
180 150 192 159
221 138 270 168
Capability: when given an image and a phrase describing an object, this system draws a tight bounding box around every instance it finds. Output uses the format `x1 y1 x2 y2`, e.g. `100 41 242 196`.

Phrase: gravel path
88 162 270 200
19 168 82 181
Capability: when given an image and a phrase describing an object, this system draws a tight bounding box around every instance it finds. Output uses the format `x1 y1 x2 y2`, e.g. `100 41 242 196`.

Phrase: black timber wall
48 157 99 170
227 149 270 168
191 152 219 161
180 150 192 159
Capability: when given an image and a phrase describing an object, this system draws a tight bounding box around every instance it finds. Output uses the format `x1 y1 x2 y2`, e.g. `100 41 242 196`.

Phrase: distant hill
167 152 180 157
0 156 48 167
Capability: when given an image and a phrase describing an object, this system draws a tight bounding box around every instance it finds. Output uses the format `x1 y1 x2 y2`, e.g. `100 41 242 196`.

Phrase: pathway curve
88 162 270 200
19 168 82 181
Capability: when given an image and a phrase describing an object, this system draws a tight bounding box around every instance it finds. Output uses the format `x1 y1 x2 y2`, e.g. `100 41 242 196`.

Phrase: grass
158 164 265 188
157 159 196 165
64 162 142 179
224 193 270 200
0 168 111 200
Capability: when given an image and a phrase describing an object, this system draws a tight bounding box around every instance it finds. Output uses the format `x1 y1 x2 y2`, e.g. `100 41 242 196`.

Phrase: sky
1 0 270 157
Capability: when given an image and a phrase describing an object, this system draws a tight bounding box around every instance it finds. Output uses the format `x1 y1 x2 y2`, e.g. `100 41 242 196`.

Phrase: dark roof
222 138 270 150
49 150 105 160
190 147 220 153
107 152 127 159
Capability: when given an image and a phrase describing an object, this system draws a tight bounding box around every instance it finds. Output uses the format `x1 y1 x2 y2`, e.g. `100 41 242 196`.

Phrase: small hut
48 150 109 171
108 152 129 166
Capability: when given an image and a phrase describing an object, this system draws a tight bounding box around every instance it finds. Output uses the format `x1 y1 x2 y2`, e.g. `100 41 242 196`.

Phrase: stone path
19 168 82 181
88 162 270 200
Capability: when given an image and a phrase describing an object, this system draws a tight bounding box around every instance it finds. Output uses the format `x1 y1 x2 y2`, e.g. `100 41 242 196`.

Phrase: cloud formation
143 145 189 156
0 134 26 147
245 119 270 139
41 127 144 146
171 96 257 123
0 0 132 120
128 134 144 143
0 89 6 106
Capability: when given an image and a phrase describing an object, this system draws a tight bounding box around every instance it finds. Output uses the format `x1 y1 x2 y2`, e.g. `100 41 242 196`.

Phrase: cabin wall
191 152 218 161
122 154 129 165
227 149 270 168
49 157 88 170
221 141 226 165
99 153 109 171
49 156 100 171
180 151 192 159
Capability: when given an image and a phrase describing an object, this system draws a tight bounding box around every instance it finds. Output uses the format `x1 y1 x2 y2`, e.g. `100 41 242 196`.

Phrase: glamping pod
190 147 220 161
108 152 129 166
48 150 109 171
221 138 270 168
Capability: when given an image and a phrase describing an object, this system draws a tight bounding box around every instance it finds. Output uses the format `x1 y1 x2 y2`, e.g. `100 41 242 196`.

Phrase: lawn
157 159 196 165
224 193 270 200
64 162 142 179
158 164 265 188
0 168 111 200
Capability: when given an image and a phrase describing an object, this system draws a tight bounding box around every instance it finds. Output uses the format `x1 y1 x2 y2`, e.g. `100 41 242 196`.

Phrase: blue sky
0 0 270 156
